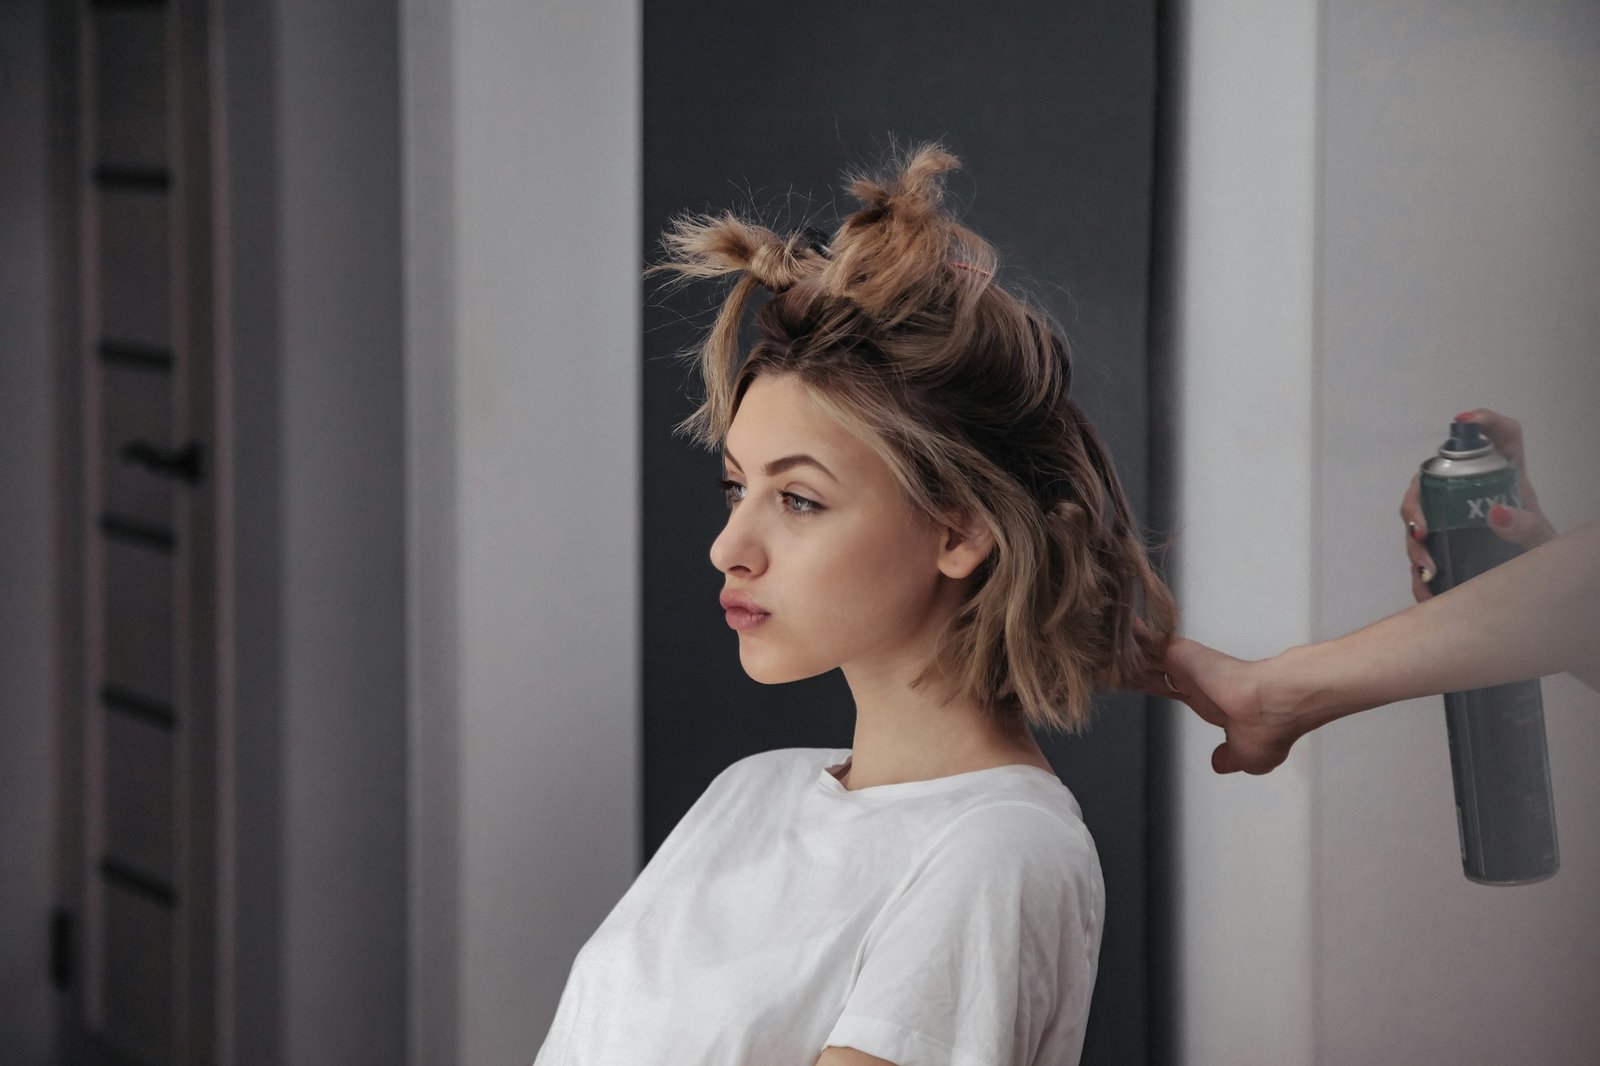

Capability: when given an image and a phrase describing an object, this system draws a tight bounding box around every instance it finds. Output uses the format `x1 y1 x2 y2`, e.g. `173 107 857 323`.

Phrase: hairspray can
1419 419 1559 884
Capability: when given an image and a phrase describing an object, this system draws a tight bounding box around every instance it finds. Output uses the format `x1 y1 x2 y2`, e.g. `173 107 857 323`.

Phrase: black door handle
120 439 205 485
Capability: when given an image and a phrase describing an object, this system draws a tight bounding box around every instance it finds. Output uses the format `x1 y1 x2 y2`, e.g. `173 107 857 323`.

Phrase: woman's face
711 373 986 685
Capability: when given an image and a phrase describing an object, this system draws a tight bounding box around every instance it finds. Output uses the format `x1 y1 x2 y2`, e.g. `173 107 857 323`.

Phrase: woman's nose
709 509 763 575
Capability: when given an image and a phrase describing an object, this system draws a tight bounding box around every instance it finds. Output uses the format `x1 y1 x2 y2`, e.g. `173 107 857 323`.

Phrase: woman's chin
739 648 833 686
738 656 791 685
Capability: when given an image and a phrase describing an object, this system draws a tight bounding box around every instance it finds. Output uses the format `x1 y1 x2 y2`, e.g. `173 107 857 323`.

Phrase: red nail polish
1454 410 1476 421
1490 503 1513 528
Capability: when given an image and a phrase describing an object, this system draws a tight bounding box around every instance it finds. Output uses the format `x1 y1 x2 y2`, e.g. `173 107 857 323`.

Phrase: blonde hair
649 143 1176 735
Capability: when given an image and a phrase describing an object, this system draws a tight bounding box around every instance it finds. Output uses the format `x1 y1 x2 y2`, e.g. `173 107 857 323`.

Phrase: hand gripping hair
648 143 1176 735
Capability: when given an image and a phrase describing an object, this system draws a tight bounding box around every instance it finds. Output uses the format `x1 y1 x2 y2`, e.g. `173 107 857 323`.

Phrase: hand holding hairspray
1419 419 1559 884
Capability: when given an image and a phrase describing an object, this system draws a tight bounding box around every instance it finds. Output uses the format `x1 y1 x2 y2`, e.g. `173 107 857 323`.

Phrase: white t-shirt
532 747 1105 1066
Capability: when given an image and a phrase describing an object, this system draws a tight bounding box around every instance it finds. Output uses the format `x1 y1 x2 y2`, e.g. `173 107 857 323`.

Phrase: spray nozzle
1440 419 1492 458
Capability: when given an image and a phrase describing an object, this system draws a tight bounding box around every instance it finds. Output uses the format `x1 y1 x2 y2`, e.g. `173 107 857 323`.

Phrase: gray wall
0 1 58 1061
1167 1 1600 1062
399 0 460 1060
1312 1 1600 1061
221 1 408 1062
275 1 407 1062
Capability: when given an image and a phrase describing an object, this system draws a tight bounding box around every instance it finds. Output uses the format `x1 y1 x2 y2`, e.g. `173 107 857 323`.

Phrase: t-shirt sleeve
822 802 1103 1066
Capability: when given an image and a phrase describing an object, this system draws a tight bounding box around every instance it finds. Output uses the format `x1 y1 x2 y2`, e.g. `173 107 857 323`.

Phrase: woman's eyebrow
721 446 839 485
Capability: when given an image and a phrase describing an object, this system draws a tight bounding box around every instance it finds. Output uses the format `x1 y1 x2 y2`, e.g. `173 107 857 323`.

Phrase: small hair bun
818 143 992 325
653 211 820 292
845 143 959 222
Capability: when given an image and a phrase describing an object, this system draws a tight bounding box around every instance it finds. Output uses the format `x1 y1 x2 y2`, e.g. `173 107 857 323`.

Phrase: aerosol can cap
1439 419 1493 459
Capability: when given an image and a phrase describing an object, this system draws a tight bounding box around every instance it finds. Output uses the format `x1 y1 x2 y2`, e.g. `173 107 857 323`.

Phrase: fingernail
1490 504 1513 528
1417 562 1433 584
1455 410 1476 421
1407 521 1423 542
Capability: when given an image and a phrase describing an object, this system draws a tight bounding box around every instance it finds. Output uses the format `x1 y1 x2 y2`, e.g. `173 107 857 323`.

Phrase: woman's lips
719 589 768 626
724 607 771 631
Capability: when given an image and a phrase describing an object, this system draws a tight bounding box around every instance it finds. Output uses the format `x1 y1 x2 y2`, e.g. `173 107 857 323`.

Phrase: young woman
532 144 1176 1066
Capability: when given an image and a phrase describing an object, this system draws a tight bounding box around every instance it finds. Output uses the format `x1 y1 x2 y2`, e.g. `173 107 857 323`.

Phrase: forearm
1276 518 1600 728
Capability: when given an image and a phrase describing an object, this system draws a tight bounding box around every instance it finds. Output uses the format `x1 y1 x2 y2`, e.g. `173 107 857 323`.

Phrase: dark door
53 0 222 1061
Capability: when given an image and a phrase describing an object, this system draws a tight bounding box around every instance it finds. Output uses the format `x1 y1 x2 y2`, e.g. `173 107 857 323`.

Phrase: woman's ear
936 510 996 581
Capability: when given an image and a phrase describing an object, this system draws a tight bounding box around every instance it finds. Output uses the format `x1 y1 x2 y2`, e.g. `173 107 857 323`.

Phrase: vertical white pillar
404 1 642 1062
1168 1 1320 1062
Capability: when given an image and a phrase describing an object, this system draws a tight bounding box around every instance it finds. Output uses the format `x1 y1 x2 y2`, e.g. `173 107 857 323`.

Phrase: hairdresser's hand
1138 638 1311 775
1402 408 1558 601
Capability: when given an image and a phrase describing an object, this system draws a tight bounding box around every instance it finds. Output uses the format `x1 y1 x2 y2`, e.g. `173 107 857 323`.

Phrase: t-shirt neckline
817 748 1060 800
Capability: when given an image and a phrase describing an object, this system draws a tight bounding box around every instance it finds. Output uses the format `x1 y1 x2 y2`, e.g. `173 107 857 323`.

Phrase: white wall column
1168 1 1321 1062
403 1 642 1062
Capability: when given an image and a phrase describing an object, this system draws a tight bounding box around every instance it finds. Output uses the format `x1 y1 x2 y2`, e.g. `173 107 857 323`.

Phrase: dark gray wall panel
643 4 1159 1061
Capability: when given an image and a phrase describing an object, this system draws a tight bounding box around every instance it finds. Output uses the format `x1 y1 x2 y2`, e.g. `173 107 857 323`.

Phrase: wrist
1261 641 1367 733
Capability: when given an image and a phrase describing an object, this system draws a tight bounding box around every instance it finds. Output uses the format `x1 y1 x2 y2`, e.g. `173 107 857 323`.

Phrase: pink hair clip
949 259 994 279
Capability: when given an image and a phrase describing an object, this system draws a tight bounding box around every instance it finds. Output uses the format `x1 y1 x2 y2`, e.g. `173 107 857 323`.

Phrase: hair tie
799 226 833 258
950 259 994 279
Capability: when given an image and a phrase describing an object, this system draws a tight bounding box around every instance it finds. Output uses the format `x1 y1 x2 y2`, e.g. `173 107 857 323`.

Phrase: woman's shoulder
924 788 1102 901
942 793 1094 859
894 795 1105 942
693 746 837 802
654 748 832 852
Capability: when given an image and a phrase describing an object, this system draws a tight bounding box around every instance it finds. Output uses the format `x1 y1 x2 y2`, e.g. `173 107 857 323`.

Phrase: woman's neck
836 681 1050 790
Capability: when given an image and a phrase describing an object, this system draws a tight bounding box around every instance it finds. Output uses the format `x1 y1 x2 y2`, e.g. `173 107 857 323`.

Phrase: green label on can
1420 467 1521 531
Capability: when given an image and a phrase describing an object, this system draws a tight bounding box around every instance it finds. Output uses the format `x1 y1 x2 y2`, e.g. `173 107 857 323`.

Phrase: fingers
1412 409 1551 596
1456 408 1551 529
1134 638 1234 731
1457 408 1525 470
1131 616 1165 657
1164 634 1227 674
1135 672 1227 730
1487 502 1558 550
1400 471 1424 535
1213 739 1289 776
1401 472 1434 601
1129 637 1190 698
1134 676 1186 701
1409 558 1434 602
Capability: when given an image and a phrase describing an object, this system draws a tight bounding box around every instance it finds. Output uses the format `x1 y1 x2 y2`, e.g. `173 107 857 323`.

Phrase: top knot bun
654 212 821 292
818 143 996 326
846 143 959 223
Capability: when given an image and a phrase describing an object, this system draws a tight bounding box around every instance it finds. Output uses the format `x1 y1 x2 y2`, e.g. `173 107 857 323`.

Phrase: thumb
1488 503 1555 549
1212 743 1241 775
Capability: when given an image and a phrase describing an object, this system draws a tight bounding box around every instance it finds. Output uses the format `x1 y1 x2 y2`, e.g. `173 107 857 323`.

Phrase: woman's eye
718 478 822 516
782 492 822 515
